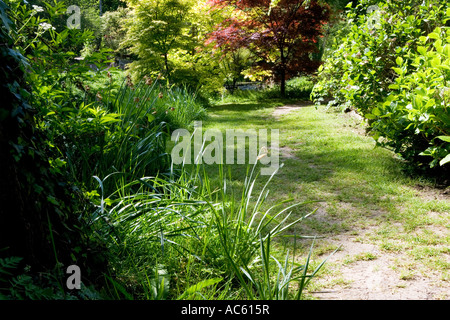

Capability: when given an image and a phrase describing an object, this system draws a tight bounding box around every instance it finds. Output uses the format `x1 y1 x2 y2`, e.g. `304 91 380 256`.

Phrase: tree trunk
280 67 286 98
232 78 237 93
280 48 287 98
164 52 170 80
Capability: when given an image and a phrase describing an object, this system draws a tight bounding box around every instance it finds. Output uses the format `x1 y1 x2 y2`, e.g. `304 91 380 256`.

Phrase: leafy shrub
374 27 450 167
1 0 108 294
7 0 152 192
312 0 450 170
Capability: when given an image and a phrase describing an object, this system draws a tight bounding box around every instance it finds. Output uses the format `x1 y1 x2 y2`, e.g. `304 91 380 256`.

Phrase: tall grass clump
91 135 331 299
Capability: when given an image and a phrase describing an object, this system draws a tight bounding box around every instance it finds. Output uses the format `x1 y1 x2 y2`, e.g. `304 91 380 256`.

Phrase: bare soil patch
311 231 449 300
272 101 313 119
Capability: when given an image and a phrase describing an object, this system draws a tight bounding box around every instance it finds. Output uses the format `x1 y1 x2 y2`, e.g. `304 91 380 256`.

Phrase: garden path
271 103 450 300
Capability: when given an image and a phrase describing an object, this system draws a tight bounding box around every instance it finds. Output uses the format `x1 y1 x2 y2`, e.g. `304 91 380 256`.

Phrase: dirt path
272 101 313 119
272 103 450 300
310 229 449 300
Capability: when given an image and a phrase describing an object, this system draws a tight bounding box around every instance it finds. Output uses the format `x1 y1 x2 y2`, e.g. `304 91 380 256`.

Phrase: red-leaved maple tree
206 0 330 96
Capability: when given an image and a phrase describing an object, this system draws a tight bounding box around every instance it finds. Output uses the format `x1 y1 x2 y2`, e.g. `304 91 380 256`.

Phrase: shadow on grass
192 102 447 219
186 100 450 276
211 103 274 111
209 98 301 111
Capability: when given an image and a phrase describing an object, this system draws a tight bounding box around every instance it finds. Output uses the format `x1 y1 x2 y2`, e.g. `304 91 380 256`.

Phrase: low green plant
0 256 103 299
206 161 318 279
237 236 334 300
0 256 63 300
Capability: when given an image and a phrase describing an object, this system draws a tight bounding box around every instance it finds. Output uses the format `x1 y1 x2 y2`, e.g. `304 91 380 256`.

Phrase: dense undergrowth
0 0 324 300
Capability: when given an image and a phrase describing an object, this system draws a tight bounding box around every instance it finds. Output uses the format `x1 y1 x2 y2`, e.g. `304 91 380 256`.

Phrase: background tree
206 0 331 97
123 0 192 81
101 6 129 58
122 0 225 93
220 48 254 92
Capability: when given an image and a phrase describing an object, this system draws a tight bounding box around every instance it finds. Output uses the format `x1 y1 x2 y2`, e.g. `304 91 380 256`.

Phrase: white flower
39 22 55 31
32 5 44 13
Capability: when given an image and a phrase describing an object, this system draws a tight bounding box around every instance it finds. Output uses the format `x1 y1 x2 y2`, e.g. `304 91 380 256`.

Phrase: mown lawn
195 98 450 298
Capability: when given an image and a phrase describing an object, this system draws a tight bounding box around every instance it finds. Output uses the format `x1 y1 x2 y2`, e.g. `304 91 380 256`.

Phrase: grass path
204 99 450 300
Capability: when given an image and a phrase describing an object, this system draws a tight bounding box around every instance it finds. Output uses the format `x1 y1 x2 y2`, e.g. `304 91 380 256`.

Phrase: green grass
198 97 450 295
